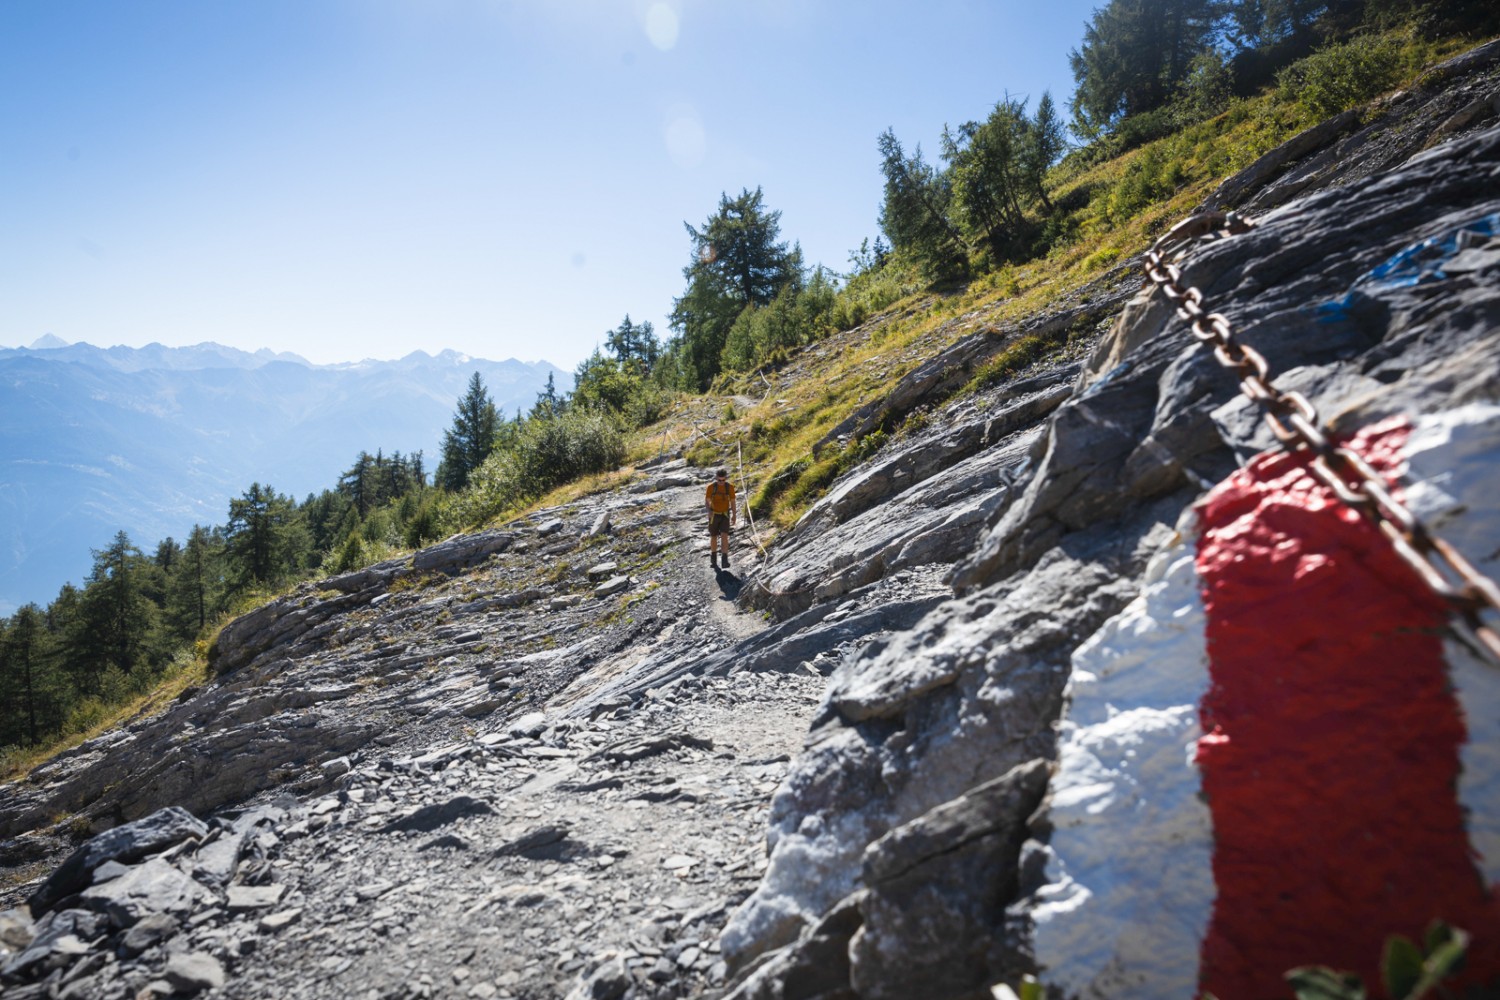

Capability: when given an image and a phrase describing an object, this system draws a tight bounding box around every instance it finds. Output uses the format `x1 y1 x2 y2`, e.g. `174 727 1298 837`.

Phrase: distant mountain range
0 338 570 614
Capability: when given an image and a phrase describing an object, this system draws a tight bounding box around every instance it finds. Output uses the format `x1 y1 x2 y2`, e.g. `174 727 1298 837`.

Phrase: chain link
1146 212 1500 664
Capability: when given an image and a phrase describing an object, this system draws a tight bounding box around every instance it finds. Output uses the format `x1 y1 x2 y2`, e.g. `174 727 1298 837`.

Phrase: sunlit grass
0 649 210 785
620 27 1490 527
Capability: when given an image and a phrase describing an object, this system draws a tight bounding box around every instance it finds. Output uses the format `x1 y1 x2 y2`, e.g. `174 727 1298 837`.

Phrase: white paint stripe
1031 511 1214 999
1404 403 1500 885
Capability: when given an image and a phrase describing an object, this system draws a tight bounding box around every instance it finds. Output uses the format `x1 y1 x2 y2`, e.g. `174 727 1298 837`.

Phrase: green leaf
1286 966 1368 1000
1422 921 1454 955
1403 924 1470 999
1381 936 1424 1000
1018 975 1045 1000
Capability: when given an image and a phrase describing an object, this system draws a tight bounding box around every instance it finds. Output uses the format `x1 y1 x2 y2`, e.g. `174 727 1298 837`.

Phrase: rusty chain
1146 211 1500 664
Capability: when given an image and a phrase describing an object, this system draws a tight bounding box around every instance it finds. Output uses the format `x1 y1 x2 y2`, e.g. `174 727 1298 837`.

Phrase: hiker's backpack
707 481 735 514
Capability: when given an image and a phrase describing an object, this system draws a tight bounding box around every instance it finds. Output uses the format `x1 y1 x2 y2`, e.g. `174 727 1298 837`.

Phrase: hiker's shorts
710 513 731 535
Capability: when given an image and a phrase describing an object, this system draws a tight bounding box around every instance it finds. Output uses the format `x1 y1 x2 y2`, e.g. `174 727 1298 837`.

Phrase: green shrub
1276 34 1407 121
1281 922 1468 1000
720 269 840 374
333 533 366 573
403 494 443 548
445 408 626 528
1178 49 1234 121
684 437 719 468
830 256 923 332
749 457 810 518
1081 246 1122 272
764 430 889 519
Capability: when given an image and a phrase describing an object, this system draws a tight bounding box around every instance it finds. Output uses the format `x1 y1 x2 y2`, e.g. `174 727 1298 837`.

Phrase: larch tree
225 484 304 591
76 531 156 687
877 129 969 282
669 188 800 390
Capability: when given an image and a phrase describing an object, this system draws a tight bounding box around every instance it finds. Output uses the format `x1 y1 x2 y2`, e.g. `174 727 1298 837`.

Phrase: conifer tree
436 372 499 491
76 531 156 688
605 316 660 373
1 605 55 746
1068 0 1220 136
877 129 969 282
532 372 562 419
168 525 222 638
225 484 304 590
669 188 799 390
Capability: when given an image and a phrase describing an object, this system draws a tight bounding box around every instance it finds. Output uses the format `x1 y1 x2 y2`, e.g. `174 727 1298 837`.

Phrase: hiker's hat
716 469 728 478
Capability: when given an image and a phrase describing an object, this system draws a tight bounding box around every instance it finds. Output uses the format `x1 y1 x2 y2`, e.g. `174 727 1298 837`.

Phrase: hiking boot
721 552 730 568
709 553 718 568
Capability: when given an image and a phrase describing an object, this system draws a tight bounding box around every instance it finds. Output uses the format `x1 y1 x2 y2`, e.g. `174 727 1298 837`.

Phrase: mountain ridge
0 338 557 376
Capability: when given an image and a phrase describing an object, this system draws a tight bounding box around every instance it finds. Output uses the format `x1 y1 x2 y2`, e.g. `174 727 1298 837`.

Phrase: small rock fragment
258 908 303 933
163 951 225 993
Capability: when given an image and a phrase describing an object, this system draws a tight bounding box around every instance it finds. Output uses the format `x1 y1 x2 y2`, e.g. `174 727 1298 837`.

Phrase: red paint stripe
1193 419 1500 999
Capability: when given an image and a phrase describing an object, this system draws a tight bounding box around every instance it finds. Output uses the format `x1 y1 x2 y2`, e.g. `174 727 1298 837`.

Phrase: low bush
1276 33 1408 122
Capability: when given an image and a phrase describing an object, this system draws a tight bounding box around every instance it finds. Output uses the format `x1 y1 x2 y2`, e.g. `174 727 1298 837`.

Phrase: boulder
30 807 207 915
78 858 210 927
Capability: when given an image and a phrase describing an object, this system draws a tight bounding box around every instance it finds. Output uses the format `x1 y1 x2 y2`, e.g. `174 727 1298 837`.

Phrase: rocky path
0 462 825 1000
666 480 765 647
206 670 825 1000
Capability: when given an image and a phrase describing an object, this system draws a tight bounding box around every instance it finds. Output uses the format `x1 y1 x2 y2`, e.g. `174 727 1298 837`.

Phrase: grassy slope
616 28 1485 535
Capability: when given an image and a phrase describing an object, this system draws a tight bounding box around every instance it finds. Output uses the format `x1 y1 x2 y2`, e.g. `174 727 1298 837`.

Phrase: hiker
705 469 737 569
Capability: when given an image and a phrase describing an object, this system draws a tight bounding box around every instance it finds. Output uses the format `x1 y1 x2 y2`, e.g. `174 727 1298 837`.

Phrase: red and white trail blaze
1032 404 1500 999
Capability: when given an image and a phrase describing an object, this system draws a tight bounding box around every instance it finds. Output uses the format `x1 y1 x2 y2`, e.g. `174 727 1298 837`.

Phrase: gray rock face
723 76 1500 1000
851 760 1049 999
721 537 1147 969
409 530 515 574
80 857 210 926
722 894 862 1000
30 807 207 914
744 373 1077 620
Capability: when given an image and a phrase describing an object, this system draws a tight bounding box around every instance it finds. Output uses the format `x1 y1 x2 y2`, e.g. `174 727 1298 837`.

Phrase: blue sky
2 1 1099 370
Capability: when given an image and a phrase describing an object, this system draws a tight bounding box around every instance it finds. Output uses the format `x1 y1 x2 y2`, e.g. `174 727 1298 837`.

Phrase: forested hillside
0 346 565 617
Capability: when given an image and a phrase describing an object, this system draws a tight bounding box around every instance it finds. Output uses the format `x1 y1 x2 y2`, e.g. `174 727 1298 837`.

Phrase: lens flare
645 3 678 51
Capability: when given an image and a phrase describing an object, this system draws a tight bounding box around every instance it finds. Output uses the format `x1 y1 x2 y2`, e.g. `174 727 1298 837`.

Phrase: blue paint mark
1320 212 1500 323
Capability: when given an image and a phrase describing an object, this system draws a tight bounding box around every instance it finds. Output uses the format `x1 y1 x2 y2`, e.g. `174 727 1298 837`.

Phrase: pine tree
436 372 500 491
76 531 156 688
225 484 305 590
669 188 800 390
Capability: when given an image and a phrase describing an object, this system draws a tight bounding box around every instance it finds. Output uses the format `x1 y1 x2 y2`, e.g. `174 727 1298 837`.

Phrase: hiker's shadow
714 567 743 601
